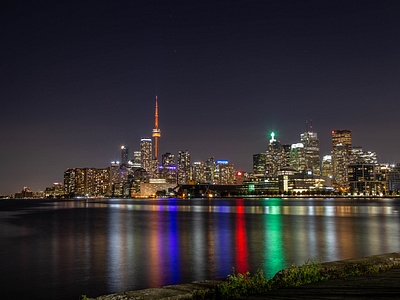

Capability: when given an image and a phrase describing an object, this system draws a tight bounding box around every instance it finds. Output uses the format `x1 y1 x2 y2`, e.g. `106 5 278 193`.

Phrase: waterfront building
348 163 384 195
388 164 400 192
65 168 110 196
332 130 352 156
140 137 153 175
44 183 64 198
140 178 176 197
177 150 191 184
121 146 129 165
215 160 235 185
15 187 34 198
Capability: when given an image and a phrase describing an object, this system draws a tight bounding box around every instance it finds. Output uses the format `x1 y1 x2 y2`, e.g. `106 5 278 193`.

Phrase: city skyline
1 1 400 195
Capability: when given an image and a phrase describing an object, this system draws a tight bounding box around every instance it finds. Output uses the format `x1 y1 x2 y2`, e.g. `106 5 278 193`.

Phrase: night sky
1 1 400 195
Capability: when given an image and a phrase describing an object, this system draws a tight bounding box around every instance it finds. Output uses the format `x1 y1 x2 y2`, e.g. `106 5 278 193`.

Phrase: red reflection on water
235 200 249 273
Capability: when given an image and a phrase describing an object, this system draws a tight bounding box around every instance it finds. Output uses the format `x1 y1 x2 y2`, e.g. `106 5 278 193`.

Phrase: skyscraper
300 130 321 176
140 138 152 175
177 150 191 184
152 96 161 160
265 132 284 176
332 130 352 155
121 145 129 165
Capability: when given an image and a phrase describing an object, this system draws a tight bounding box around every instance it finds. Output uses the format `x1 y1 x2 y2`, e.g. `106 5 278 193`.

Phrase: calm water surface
1 197 400 299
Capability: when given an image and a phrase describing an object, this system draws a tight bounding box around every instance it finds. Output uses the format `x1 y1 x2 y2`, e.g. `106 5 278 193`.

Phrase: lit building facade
265 132 284 176
140 137 153 175
215 160 235 185
332 130 352 156
121 145 129 165
332 143 348 189
160 152 177 183
64 168 110 196
253 153 267 175
177 150 191 184
301 131 321 176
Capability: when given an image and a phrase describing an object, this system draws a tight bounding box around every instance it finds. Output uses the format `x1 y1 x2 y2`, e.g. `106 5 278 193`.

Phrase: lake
1 197 400 299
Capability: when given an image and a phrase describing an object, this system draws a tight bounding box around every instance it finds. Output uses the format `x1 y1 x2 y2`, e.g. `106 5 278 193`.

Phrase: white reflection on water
91 203 398 216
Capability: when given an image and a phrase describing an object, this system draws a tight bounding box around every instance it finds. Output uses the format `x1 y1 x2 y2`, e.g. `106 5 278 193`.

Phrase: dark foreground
240 268 400 299
93 252 400 299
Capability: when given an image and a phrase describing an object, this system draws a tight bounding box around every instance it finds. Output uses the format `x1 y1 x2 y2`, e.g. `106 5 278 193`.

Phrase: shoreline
90 252 400 300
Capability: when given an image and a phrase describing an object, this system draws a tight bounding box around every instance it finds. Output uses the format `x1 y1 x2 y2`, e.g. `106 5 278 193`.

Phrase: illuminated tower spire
152 96 161 159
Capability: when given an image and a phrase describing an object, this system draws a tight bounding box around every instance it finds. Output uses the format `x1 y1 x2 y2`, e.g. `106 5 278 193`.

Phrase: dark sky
1 0 400 195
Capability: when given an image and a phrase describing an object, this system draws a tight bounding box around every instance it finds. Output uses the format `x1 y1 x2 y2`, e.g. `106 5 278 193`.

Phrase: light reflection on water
1 197 400 300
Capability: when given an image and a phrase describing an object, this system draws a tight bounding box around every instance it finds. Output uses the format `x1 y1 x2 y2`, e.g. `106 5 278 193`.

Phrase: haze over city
1 0 400 195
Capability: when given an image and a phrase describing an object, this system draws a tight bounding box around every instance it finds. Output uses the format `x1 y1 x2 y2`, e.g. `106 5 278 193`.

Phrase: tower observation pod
152 96 161 159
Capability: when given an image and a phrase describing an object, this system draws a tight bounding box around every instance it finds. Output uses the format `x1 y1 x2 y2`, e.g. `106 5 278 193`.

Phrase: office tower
121 145 129 165
253 153 267 175
332 130 352 156
177 150 191 184
140 137 153 175
332 143 348 189
152 96 161 160
300 129 321 176
265 132 284 176
290 143 306 173
215 160 235 185
132 151 141 168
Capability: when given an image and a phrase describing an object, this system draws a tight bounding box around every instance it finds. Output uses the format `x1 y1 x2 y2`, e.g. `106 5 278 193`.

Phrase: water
1 197 400 299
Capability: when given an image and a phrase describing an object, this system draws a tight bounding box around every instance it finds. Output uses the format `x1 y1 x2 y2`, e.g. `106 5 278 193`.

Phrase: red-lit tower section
152 96 161 159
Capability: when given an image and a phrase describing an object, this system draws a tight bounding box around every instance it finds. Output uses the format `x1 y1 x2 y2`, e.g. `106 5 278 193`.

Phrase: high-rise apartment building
332 130 352 155
215 160 235 185
64 168 110 196
140 137 152 175
177 150 191 184
192 161 207 183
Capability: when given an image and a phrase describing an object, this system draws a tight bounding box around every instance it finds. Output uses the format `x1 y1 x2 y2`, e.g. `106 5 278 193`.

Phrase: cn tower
152 96 161 159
